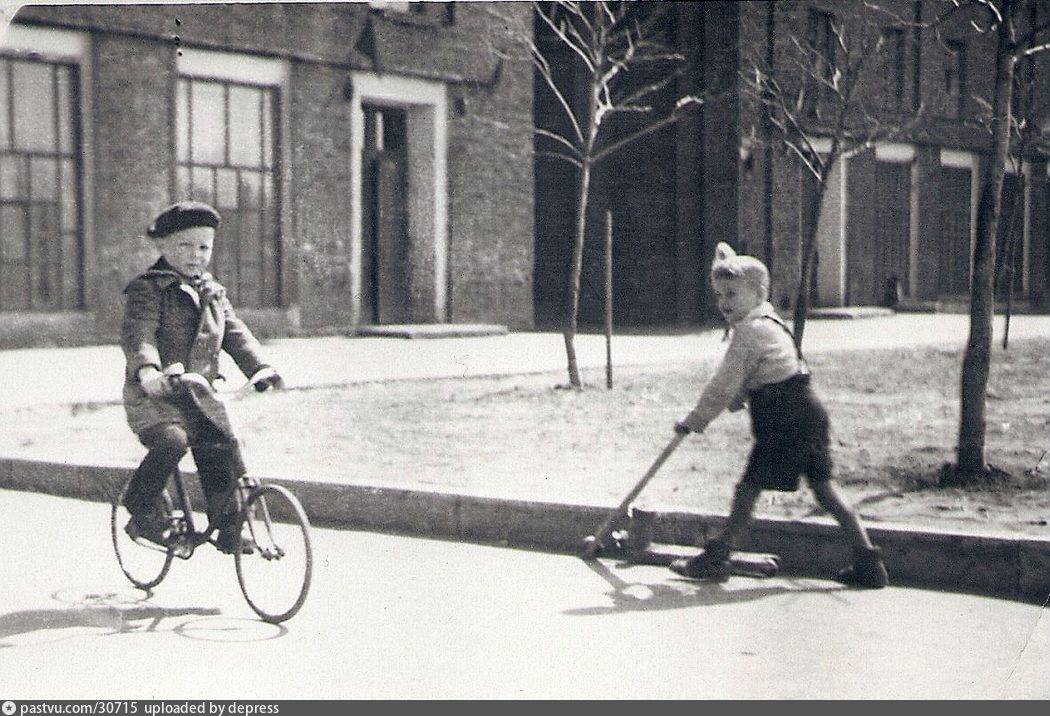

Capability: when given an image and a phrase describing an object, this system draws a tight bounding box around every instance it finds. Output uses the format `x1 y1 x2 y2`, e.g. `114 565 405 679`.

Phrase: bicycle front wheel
235 483 313 623
111 475 175 590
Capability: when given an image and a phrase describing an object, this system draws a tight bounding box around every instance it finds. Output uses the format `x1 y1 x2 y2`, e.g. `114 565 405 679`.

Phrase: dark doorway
939 165 972 296
996 172 1025 298
874 160 911 300
361 104 410 324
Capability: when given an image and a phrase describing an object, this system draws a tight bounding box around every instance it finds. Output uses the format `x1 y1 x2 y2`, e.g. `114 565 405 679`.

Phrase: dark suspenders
763 314 808 372
722 312 807 371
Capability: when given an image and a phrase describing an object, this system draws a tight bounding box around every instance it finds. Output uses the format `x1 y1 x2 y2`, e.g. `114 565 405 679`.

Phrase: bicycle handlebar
162 363 278 395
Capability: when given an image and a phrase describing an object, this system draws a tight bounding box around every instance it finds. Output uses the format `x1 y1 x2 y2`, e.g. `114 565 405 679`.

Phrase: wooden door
361 105 409 324
939 166 972 296
874 161 911 301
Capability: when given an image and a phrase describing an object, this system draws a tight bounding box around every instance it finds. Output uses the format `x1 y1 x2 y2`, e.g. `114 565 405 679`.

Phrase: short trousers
743 373 832 492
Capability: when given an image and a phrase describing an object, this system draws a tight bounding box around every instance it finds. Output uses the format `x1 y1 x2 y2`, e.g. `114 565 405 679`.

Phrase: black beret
147 201 221 238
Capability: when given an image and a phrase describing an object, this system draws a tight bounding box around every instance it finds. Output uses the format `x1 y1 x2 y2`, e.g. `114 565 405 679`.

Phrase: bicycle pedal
257 545 286 560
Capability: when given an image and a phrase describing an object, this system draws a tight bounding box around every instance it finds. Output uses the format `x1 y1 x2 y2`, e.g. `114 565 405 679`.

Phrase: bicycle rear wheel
235 483 313 623
111 475 175 589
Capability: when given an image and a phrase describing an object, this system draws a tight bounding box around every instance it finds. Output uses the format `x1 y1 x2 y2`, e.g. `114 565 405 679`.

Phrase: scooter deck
627 543 781 577
590 531 780 577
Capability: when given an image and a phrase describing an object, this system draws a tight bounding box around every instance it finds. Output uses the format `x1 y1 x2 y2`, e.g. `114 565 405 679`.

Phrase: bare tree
741 2 921 348
940 0 1050 482
493 1 703 389
978 61 1050 349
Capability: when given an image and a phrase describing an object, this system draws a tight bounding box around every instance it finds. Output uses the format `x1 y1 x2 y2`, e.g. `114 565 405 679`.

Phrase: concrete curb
2 456 1046 604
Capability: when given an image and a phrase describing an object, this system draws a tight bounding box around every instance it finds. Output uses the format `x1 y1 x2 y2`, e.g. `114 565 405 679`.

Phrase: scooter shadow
564 558 848 616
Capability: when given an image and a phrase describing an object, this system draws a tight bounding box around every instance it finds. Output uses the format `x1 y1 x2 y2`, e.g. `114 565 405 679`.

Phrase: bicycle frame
238 483 287 561
162 467 258 560
113 363 312 622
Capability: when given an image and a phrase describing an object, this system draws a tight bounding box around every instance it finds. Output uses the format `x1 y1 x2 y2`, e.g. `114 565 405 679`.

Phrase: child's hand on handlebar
138 366 172 397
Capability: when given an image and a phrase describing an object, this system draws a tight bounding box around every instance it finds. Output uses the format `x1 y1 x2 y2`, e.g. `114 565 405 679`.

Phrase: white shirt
682 302 806 432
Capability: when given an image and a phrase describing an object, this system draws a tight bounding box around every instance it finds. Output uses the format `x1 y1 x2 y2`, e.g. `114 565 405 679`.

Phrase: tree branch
532 48 586 146
536 2 596 74
536 127 584 159
591 96 704 164
534 148 583 170
1019 40 1050 58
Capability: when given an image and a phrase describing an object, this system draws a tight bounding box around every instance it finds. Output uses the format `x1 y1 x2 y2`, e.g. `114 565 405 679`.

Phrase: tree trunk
563 158 592 390
954 13 1015 480
791 169 828 349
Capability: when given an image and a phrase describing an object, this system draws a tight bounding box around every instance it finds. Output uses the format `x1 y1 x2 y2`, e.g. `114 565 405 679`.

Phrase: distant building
3 1 1045 346
533 0 1050 327
0 2 535 347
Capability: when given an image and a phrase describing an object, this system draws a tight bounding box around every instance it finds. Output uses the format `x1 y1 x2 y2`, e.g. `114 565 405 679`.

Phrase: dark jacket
121 258 269 437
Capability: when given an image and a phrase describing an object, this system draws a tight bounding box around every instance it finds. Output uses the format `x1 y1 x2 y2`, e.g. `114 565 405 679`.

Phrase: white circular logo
2 701 16 716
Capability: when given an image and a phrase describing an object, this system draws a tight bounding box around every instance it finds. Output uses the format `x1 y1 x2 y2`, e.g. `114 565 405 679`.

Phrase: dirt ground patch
2 337 1048 538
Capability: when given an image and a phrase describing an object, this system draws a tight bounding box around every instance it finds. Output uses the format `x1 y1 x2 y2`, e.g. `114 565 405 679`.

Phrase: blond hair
710 242 770 299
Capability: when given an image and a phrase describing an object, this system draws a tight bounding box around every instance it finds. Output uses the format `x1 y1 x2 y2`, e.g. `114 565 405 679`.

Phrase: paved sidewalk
1 312 1048 602
2 487 1046 699
4 312 1048 408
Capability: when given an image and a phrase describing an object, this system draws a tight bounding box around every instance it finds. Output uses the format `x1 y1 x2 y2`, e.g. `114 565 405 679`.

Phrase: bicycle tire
234 483 313 623
111 475 175 589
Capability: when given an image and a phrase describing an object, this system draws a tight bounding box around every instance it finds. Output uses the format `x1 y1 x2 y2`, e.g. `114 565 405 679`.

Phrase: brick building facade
0 2 535 347
2 1 1046 344
533 0 1049 327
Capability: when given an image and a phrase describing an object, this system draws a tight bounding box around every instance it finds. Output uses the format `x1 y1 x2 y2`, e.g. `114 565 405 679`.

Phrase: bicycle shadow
564 558 848 616
0 601 220 648
0 585 282 647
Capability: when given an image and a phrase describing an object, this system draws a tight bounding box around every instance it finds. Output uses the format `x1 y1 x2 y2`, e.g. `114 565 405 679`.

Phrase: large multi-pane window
176 77 281 308
0 57 83 311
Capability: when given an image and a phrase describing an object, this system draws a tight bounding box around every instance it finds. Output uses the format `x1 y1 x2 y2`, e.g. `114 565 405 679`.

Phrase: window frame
176 48 290 309
0 23 93 312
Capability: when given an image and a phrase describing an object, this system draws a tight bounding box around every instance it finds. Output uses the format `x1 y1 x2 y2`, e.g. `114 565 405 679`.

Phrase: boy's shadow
0 586 279 647
564 558 847 616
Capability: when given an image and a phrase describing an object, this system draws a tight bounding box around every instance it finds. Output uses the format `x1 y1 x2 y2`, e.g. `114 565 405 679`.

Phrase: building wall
531 1 730 328
0 2 534 347
445 10 535 327
530 0 1047 325
288 61 356 331
734 0 1050 316
92 33 175 317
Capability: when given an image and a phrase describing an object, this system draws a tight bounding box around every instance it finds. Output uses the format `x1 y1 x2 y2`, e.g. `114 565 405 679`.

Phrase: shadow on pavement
0 601 221 647
173 616 287 642
565 558 848 616
0 584 297 647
